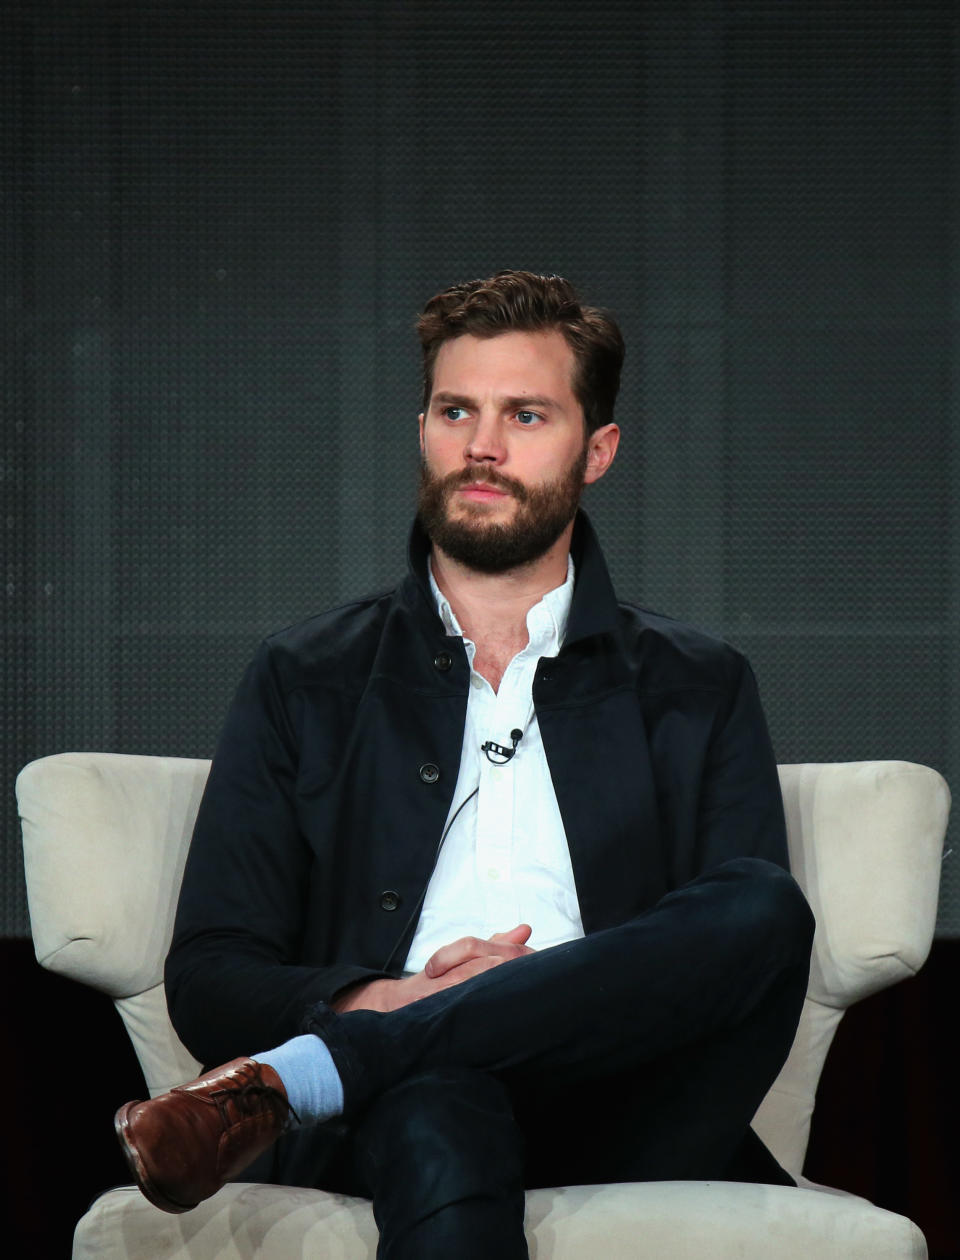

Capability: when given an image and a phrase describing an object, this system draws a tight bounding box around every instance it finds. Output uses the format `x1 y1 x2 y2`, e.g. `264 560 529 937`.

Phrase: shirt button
419 763 440 784
379 890 401 911
471 676 483 690
433 651 452 672
487 867 500 881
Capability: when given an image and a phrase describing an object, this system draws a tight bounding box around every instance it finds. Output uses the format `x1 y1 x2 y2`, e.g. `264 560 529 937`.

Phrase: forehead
431 329 577 401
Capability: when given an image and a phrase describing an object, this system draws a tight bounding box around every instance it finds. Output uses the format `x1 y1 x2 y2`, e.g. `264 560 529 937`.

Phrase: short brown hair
416 270 625 433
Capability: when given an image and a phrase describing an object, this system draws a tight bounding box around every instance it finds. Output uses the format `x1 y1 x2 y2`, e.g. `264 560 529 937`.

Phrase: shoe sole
114 1102 199 1215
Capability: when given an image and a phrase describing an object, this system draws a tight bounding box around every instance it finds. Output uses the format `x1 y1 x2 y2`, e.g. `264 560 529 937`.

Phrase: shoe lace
209 1065 302 1128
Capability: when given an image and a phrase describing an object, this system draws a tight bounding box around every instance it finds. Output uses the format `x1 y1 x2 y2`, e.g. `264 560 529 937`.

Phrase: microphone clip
482 728 523 765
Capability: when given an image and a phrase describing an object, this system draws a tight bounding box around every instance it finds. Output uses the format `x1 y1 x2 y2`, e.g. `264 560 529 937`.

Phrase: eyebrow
431 391 565 412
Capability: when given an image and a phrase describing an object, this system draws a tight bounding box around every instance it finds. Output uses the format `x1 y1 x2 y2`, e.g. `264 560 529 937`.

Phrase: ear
418 412 425 454
583 423 620 485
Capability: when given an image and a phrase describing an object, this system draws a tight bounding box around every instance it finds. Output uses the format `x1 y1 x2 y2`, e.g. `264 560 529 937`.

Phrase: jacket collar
403 508 620 648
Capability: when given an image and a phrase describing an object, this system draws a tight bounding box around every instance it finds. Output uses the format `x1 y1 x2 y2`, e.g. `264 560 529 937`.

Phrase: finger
425 931 532 979
488 923 533 947
424 935 485 979
436 955 505 987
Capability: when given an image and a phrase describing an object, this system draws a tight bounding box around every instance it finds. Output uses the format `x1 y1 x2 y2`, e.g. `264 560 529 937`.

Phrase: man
116 270 814 1259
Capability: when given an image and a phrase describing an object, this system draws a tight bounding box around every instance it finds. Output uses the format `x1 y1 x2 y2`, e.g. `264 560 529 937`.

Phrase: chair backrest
17 753 949 1177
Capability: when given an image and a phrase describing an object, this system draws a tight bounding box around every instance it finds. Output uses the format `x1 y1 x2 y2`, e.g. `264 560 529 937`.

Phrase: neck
430 524 573 648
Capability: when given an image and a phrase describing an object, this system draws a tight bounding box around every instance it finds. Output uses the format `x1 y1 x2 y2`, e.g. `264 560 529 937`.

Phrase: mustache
433 465 529 501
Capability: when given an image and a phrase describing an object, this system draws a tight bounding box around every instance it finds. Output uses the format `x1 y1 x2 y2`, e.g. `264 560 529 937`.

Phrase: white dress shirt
403 557 586 973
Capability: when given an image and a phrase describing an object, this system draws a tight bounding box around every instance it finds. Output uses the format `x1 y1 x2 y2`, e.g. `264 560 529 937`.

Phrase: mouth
458 482 510 502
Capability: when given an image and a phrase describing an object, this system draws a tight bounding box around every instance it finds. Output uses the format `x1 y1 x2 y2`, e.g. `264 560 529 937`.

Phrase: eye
515 410 542 426
443 406 468 422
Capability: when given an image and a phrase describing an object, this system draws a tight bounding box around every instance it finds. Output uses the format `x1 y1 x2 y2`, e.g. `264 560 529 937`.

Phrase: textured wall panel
4 1 957 937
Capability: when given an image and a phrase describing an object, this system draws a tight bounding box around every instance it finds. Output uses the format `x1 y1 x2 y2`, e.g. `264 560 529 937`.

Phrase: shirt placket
475 657 530 932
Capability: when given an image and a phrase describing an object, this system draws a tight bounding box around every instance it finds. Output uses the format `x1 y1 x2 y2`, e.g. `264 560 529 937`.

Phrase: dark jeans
271 858 815 1260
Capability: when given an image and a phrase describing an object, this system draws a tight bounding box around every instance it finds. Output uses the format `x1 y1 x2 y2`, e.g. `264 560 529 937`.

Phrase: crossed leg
118 857 813 1255
305 857 813 1120
274 856 813 1258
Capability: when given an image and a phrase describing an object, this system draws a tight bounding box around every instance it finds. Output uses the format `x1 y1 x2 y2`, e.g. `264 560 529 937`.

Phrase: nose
463 412 505 465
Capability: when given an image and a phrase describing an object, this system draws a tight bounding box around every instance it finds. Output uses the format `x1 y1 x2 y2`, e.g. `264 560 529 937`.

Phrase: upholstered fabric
17 754 949 1258
71 1181 928 1260
19 754 208 1093
753 760 947 1173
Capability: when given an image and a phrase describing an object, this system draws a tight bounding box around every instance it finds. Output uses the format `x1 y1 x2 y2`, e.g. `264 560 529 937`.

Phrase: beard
417 445 587 574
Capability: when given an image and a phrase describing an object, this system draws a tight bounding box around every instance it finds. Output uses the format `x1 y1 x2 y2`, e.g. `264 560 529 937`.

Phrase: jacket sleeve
164 641 388 1068
693 652 789 874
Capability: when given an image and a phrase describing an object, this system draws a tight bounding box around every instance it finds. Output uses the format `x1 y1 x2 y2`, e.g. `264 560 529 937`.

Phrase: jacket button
379 890 401 912
433 651 452 671
419 763 440 784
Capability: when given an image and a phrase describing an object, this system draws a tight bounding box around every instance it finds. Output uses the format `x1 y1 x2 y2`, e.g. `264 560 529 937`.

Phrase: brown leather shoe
114 1057 294 1213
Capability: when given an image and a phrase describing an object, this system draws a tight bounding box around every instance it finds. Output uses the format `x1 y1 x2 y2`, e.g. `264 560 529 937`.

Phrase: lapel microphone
482 728 524 765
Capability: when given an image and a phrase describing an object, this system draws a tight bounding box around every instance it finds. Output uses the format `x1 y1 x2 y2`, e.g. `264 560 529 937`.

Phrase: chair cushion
73 1181 927 1260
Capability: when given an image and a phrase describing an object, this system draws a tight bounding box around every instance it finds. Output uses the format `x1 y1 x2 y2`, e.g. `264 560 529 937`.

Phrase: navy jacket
166 511 787 1069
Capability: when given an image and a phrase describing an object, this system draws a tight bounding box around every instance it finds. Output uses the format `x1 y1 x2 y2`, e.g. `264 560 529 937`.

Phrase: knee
371 1067 515 1143
355 1068 524 1197
715 858 815 959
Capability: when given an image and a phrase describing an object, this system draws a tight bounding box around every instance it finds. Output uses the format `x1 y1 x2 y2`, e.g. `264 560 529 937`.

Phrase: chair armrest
17 752 211 998
777 761 949 1008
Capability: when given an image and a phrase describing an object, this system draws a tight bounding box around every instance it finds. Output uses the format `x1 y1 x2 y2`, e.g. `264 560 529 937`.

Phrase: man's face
417 330 613 573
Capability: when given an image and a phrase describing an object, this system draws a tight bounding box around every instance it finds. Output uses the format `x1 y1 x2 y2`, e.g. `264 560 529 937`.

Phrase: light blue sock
253 1033 344 1128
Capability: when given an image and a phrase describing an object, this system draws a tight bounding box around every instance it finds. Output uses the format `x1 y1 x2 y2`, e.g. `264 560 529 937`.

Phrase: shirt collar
428 554 576 655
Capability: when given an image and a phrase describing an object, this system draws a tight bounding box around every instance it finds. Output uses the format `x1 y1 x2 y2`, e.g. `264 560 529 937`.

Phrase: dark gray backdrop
4 0 957 937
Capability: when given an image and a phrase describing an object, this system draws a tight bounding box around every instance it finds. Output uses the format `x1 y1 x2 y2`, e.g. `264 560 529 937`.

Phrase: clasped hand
332 924 534 1013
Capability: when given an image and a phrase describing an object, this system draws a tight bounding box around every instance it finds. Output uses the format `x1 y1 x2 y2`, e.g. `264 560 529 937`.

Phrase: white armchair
17 754 949 1259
